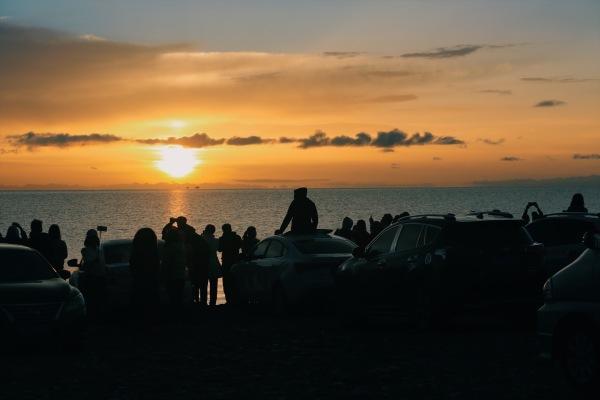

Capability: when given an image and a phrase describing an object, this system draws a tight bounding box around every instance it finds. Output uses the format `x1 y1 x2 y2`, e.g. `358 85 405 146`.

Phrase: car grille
1 303 63 324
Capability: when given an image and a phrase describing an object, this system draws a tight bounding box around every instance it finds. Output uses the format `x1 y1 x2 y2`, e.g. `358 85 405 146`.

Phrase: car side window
368 226 399 255
420 225 441 248
394 224 423 252
253 240 270 258
265 240 285 258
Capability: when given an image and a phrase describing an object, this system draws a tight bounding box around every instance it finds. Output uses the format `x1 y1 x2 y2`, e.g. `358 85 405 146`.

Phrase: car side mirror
67 258 79 267
58 269 71 280
352 246 365 258
582 232 600 249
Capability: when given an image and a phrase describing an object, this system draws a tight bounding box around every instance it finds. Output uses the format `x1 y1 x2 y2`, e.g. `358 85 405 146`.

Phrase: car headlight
542 279 553 302
61 288 86 318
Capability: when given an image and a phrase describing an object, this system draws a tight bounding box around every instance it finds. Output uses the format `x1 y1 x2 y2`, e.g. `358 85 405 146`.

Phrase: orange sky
1 11 599 188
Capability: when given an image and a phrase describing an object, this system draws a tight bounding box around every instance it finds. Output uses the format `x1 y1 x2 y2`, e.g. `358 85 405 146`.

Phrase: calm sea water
1 186 599 260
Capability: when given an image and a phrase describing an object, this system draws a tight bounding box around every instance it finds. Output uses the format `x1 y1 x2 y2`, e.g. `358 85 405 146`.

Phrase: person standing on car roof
565 193 588 213
275 187 319 235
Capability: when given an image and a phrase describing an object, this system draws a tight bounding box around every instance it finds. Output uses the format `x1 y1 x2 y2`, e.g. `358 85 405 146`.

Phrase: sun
155 146 200 178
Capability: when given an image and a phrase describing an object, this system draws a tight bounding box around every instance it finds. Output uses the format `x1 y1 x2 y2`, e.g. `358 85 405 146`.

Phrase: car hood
0 278 71 304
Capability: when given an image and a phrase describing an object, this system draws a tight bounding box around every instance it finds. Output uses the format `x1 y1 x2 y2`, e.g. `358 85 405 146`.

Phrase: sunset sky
0 0 599 188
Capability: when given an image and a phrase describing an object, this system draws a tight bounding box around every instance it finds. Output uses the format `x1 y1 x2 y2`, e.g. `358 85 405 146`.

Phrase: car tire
560 325 600 392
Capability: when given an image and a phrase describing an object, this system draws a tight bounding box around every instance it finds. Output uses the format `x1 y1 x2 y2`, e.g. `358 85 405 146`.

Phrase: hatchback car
537 232 600 393
229 230 356 312
0 244 86 347
526 212 600 277
336 214 546 326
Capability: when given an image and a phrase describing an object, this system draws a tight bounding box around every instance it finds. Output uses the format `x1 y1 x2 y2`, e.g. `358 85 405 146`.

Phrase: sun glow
155 146 200 178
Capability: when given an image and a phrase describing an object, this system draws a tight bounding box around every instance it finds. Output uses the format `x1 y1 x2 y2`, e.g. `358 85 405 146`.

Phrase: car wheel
561 326 599 390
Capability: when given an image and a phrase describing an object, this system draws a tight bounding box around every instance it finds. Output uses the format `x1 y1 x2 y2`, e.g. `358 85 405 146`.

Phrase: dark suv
526 213 600 277
336 213 545 325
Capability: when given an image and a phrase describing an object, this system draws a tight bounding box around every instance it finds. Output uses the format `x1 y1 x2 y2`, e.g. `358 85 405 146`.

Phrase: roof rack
540 212 600 219
467 210 514 219
398 214 456 222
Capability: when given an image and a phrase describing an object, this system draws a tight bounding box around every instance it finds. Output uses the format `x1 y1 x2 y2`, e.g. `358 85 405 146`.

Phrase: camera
97 225 108 232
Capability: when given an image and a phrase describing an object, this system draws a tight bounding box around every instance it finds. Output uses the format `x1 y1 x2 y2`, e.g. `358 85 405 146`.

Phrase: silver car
229 231 356 312
537 232 600 392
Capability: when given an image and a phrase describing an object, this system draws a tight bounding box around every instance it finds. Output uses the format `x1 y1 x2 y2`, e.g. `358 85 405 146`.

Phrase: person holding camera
522 202 544 224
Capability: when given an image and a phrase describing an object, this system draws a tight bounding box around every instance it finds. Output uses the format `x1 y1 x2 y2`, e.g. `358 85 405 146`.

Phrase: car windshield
293 238 356 254
0 248 58 282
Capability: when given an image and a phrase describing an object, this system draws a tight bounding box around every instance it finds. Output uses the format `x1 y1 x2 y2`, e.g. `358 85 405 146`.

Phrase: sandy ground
0 307 575 400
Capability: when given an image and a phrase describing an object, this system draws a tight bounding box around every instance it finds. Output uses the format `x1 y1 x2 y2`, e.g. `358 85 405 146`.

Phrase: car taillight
542 279 553 302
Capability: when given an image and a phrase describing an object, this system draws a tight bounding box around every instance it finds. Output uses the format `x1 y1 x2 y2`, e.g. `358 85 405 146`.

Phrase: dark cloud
573 154 600 160
330 132 372 147
433 136 465 145
534 100 566 107
500 156 522 161
367 94 418 103
401 44 517 59
479 138 505 145
298 131 330 148
7 132 122 148
479 89 512 95
234 178 330 183
137 133 225 148
278 137 297 144
521 77 598 83
362 70 413 79
433 157 442 161
226 136 275 146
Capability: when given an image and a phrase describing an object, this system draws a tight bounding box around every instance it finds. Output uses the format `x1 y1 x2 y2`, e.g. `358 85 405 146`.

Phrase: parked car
526 212 600 277
336 213 546 326
537 232 600 393
68 238 187 306
229 230 356 312
0 244 86 348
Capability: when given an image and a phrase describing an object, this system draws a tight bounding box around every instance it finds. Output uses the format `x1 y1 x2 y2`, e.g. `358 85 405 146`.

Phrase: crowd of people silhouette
0 189 593 315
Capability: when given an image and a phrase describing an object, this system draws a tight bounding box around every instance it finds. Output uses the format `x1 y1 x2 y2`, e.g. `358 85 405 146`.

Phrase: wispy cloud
367 94 418 103
479 89 512 95
534 100 566 107
7 132 123 148
226 136 275 145
401 44 516 59
521 77 598 83
573 154 600 160
479 138 505 145
500 156 522 161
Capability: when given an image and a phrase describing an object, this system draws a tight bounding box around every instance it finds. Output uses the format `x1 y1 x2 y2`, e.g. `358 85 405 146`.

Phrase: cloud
7 132 122 148
330 132 372 146
534 100 566 107
500 156 522 161
137 133 225 147
226 136 275 146
367 94 418 103
322 52 362 59
432 157 442 161
573 154 600 160
479 89 512 95
479 138 505 145
401 44 516 59
278 137 297 144
298 131 330 148
521 77 598 83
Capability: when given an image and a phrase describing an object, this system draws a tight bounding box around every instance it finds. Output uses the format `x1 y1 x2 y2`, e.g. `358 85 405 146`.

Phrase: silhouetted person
275 187 318 234
241 226 259 259
565 193 588 213
369 218 383 240
334 217 353 240
188 231 211 305
201 224 220 306
28 219 52 261
393 212 410 223
48 224 68 271
381 213 393 228
129 228 160 317
522 202 544 224
79 229 107 317
161 227 186 306
4 223 28 245
351 219 371 247
218 224 242 304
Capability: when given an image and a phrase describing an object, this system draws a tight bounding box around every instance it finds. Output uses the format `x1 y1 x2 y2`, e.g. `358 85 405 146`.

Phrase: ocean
1 185 599 260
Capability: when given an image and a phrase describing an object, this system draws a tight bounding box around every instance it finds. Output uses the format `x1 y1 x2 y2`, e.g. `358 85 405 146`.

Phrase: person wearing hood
351 219 371 248
565 193 588 213
334 217 353 240
275 187 318 235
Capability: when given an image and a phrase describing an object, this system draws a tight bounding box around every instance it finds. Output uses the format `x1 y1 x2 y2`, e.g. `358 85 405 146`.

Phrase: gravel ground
0 307 575 400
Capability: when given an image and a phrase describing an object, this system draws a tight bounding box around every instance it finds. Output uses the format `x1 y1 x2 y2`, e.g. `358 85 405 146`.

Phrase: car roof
0 243 35 252
395 213 522 227
532 212 600 221
101 238 165 247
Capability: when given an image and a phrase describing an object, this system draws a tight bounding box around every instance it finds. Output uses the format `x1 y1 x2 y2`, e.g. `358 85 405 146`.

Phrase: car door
257 239 287 301
359 225 401 307
384 223 425 308
242 240 270 300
